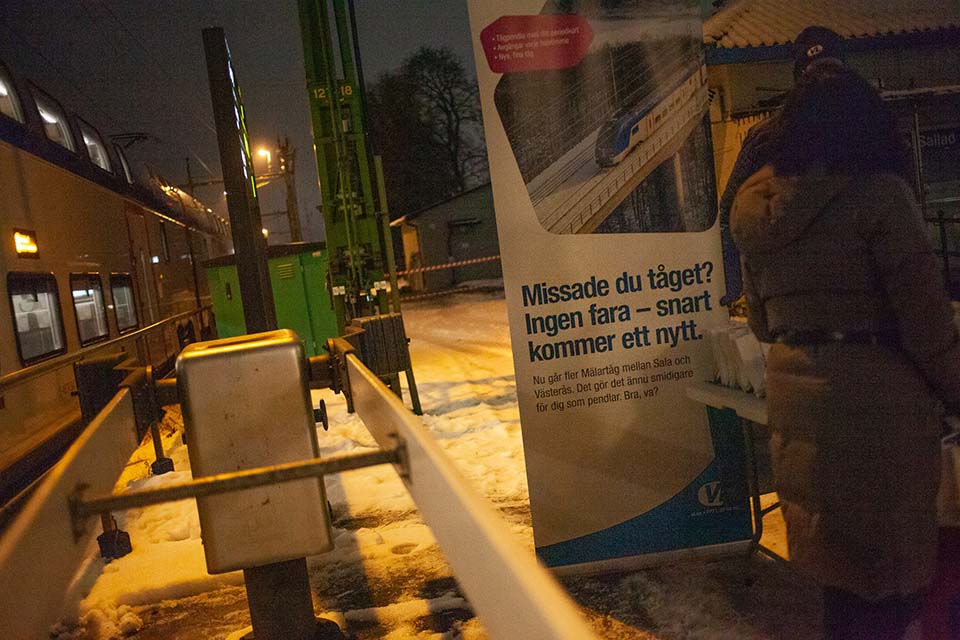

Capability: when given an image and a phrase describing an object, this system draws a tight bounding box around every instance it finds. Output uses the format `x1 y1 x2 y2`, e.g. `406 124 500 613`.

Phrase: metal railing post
145 367 174 475
148 421 173 475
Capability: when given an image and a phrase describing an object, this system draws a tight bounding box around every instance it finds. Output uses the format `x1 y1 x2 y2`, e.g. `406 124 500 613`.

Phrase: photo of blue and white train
494 0 716 235
595 65 707 167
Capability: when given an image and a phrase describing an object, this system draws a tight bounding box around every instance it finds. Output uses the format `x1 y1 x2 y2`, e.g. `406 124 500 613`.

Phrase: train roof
0 57 227 237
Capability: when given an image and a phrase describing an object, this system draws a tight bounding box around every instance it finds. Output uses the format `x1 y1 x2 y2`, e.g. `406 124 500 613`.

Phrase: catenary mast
298 0 400 330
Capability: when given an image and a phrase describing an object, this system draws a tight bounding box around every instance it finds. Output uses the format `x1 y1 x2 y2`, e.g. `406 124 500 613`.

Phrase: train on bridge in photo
595 64 707 167
0 56 229 515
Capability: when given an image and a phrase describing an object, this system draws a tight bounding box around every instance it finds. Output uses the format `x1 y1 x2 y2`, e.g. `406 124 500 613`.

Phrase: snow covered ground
54 290 820 640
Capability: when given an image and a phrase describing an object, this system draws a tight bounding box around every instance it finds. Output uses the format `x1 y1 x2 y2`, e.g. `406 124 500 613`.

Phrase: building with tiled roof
704 0 959 57
705 0 960 290
704 0 960 114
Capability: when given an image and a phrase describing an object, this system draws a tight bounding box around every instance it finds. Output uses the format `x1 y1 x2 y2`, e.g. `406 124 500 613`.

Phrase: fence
0 333 596 640
0 307 210 517
0 307 209 395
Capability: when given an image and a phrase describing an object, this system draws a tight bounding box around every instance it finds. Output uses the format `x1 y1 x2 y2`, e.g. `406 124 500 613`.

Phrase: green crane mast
298 0 400 330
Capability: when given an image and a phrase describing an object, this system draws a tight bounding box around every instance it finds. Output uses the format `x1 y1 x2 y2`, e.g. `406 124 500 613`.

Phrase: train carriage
0 58 229 509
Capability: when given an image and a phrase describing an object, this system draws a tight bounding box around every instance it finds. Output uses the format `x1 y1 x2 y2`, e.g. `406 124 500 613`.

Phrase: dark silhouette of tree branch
367 46 488 216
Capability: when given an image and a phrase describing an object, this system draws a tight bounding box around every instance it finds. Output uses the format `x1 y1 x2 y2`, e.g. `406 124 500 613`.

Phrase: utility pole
278 135 302 242
202 27 276 334
181 140 300 244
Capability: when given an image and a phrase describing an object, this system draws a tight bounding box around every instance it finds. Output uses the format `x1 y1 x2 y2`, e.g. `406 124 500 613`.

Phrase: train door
185 229 202 308
125 211 159 325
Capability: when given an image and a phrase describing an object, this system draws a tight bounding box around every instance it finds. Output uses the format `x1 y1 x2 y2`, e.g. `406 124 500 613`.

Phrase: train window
70 273 109 345
7 272 66 365
77 119 111 172
110 273 139 332
114 144 133 184
0 66 23 122
33 90 75 152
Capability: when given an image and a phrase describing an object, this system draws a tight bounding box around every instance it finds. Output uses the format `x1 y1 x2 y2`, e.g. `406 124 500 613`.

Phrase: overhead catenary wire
92 0 219 177
0 15 123 134
0 6 217 179
93 0 217 137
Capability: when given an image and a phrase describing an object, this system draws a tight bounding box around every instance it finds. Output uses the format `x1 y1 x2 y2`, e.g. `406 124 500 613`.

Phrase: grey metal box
177 329 333 573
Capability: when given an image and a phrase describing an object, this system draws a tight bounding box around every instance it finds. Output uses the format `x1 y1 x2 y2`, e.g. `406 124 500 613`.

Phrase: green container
204 242 339 356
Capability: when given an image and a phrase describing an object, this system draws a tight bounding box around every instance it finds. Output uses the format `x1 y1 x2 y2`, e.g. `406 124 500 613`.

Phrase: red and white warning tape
400 283 504 302
396 254 501 276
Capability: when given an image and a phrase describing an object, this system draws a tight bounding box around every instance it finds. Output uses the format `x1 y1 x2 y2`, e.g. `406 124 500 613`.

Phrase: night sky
0 1 474 242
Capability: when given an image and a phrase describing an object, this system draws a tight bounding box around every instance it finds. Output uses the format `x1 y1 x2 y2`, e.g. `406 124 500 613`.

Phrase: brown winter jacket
731 164 960 599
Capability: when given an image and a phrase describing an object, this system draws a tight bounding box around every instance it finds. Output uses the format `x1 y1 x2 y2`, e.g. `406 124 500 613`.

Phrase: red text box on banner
480 15 593 73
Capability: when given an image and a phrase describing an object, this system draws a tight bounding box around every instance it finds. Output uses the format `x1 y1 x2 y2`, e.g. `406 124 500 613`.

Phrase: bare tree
402 46 487 193
367 46 488 215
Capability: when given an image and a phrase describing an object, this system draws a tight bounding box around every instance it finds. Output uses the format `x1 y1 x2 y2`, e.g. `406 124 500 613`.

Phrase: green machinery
297 0 400 331
205 243 340 357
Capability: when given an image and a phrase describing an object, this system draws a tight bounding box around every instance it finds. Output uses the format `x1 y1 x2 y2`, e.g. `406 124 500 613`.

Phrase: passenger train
0 57 230 509
595 64 708 167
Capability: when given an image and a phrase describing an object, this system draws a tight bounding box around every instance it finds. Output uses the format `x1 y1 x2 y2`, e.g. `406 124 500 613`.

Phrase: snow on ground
54 290 819 640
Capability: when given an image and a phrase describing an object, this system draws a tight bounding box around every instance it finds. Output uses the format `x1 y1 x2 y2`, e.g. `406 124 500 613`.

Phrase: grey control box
177 329 333 573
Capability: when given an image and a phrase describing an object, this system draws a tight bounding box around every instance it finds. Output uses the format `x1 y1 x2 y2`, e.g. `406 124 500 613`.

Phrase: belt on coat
773 329 896 347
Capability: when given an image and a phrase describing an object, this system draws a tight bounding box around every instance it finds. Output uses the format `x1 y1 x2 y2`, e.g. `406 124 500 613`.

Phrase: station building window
0 65 23 122
114 144 133 184
77 119 111 172
33 90 75 152
110 273 139 332
70 273 109 345
7 272 66 364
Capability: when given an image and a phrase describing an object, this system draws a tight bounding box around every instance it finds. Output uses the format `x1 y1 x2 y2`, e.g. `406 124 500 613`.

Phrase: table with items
686 319 785 562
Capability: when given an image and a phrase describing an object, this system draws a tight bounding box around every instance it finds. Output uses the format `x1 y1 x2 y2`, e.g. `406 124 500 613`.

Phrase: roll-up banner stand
466 0 753 572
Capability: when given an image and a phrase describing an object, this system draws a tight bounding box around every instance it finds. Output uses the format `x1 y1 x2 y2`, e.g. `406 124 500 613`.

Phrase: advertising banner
466 0 753 570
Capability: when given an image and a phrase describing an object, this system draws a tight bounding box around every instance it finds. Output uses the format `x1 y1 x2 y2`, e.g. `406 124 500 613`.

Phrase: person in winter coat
718 26 845 304
730 60 960 639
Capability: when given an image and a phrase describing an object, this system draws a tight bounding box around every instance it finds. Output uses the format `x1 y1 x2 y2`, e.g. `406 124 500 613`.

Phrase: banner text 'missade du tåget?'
520 262 716 414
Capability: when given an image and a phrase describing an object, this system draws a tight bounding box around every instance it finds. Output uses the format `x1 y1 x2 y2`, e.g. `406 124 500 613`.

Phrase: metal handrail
0 306 209 393
345 352 598 640
2 336 599 639
70 446 402 531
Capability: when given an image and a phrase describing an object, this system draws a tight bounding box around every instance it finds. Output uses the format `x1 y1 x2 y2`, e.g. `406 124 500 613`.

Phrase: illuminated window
70 273 109 345
110 273 138 332
0 65 22 122
114 144 133 184
77 119 111 172
7 272 66 364
33 90 74 151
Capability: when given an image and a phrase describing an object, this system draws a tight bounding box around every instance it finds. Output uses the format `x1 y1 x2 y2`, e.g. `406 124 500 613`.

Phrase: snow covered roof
704 0 960 51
